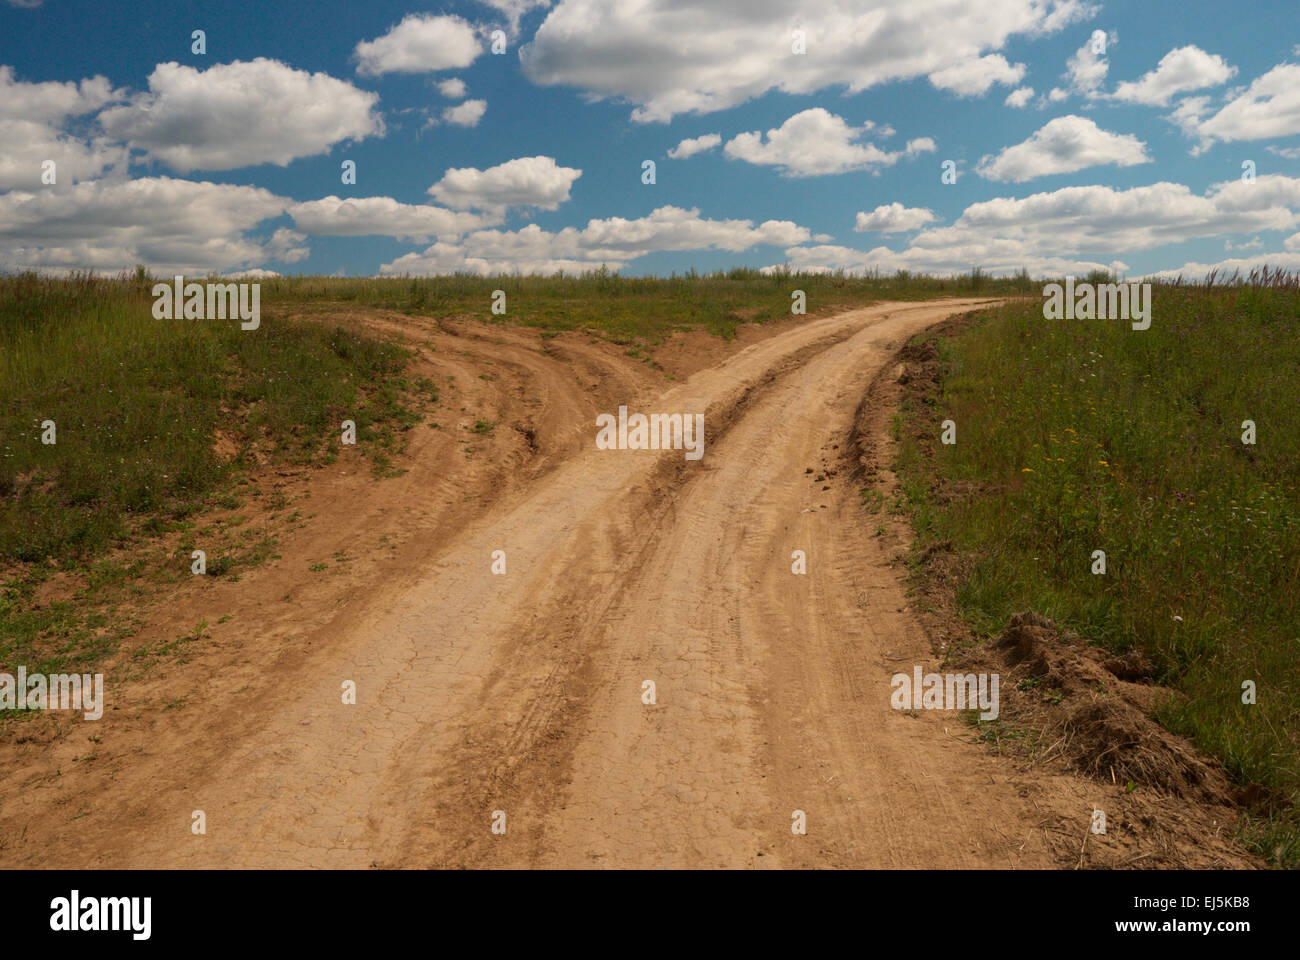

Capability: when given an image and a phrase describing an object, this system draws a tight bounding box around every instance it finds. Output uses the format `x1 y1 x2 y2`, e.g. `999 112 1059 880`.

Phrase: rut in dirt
10 299 1111 869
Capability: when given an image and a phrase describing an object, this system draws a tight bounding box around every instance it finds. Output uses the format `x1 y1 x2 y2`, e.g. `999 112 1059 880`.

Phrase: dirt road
0 299 1249 868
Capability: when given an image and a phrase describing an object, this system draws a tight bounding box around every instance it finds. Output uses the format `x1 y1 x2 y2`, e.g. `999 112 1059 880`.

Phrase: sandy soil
0 300 1256 868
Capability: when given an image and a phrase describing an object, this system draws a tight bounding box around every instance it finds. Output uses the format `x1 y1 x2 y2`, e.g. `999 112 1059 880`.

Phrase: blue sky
2 0 1299 278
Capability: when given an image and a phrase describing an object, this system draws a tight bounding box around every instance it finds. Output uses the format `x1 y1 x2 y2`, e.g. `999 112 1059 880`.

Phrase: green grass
254 265 1036 341
894 270 1300 867
0 266 1034 568
0 265 1024 719
0 271 430 696
0 271 418 565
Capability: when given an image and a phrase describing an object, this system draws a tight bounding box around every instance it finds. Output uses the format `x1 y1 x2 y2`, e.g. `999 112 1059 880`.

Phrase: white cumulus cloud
976 115 1150 182
1143 251 1300 281
1111 45 1236 106
380 205 813 275
667 133 721 160
98 59 383 172
520 0 1096 122
929 54 1026 96
0 176 294 274
724 108 906 177
354 15 481 76
1005 86 1034 108
1172 61 1300 150
288 196 499 242
437 78 468 99
854 203 938 233
767 175 1300 277
0 66 126 190
1050 33 1109 101
428 156 582 212
0 65 118 122
441 99 487 127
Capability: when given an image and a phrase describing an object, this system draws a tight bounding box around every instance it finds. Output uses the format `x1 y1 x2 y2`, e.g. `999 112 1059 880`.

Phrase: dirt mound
986 612 1233 805
857 317 1265 867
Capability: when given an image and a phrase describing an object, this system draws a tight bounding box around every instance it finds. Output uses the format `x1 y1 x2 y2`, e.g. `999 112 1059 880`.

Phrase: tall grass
895 268 1300 865
257 266 1038 340
0 271 414 565
0 265 1037 563
0 264 1032 695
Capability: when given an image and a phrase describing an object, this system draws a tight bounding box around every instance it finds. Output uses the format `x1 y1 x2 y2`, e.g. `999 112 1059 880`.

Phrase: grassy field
0 265 1035 565
257 265 1037 340
0 267 1029 691
0 271 427 688
0 271 424 565
3 266 1292 862
893 269 1300 867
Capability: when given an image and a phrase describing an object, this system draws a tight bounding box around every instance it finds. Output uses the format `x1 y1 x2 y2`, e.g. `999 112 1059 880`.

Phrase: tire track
9 298 1079 869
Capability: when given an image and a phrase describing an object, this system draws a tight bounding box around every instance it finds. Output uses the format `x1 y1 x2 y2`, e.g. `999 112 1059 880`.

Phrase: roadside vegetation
258 265 1037 340
892 268 1300 867
0 263 1033 717
0 271 423 695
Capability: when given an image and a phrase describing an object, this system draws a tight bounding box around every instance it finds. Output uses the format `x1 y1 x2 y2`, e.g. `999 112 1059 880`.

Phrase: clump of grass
0 271 418 565
895 268 1300 866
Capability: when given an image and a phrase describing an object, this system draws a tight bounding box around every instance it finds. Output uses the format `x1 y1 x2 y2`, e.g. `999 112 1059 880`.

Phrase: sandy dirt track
0 300 1253 868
